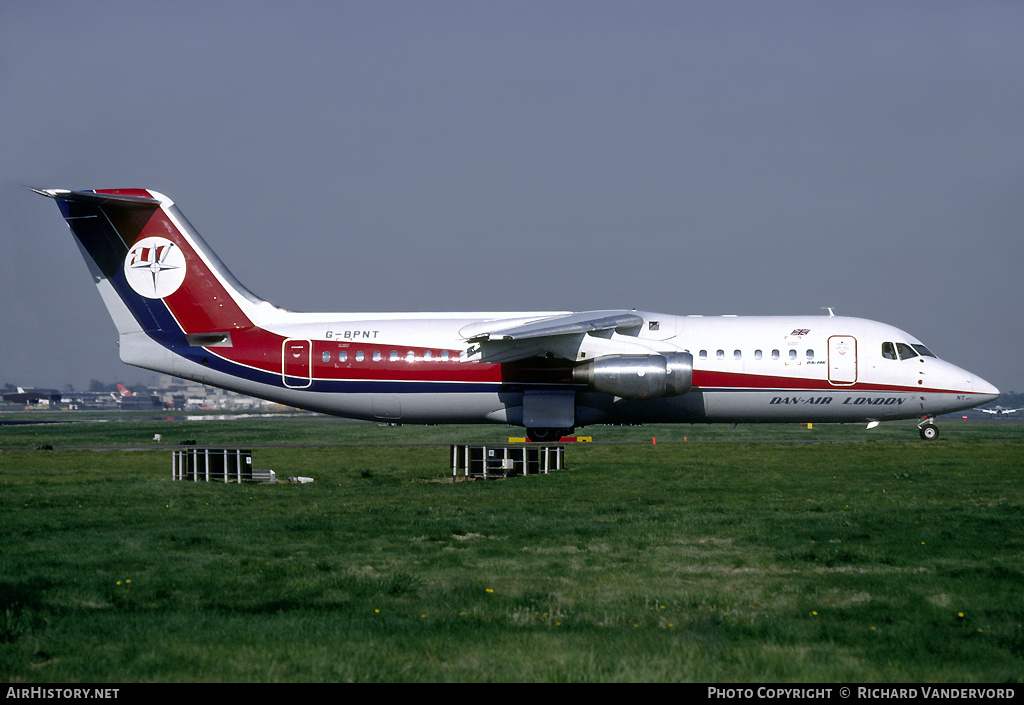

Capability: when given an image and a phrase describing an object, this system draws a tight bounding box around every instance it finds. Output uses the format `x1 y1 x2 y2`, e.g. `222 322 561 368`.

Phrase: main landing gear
918 416 939 440
526 427 573 443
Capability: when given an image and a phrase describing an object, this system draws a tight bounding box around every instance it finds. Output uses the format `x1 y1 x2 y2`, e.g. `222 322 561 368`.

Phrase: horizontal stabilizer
27 187 161 207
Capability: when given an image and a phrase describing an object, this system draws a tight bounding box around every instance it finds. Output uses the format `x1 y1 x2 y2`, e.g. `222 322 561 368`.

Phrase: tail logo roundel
124 237 187 299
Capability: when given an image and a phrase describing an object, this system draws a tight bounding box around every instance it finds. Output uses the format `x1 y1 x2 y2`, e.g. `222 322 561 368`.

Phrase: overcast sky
2 1 1022 394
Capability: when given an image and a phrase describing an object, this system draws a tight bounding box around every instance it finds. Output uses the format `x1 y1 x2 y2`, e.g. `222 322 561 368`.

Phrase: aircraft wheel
919 424 939 441
526 427 570 443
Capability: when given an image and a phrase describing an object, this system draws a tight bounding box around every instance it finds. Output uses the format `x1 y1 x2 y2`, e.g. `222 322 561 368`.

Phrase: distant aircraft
33 188 999 441
977 406 1022 416
109 383 134 401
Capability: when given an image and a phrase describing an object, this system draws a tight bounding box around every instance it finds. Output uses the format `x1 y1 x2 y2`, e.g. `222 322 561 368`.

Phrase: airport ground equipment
172 447 274 482
451 443 564 481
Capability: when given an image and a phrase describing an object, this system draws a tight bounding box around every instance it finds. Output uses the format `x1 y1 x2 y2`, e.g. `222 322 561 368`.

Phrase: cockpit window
896 343 918 360
882 342 935 360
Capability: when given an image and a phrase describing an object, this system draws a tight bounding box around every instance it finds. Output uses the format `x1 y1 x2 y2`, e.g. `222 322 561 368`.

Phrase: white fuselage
122 307 996 427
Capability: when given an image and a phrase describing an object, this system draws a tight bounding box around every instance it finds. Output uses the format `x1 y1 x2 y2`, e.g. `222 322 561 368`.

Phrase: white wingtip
26 187 70 199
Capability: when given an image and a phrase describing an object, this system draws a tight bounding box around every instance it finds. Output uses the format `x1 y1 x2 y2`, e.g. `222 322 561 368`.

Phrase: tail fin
33 188 270 378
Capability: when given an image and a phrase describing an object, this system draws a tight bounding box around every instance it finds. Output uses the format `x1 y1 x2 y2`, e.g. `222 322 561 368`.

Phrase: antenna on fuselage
822 307 835 317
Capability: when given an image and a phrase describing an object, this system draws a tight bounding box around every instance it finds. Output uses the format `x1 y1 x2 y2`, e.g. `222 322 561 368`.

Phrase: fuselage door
828 335 857 386
283 339 313 388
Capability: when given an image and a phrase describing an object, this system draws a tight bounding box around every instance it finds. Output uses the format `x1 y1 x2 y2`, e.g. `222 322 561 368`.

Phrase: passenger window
441 350 449 361
339 351 347 362
373 351 381 362
772 349 780 360
699 350 707 360
734 350 742 360
789 349 797 360
322 351 331 363
406 351 415 362
390 351 399 361
423 350 432 360
754 350 762 360
806 349 814 360
882 342 897 360
356 351 364 362
716 350 724 360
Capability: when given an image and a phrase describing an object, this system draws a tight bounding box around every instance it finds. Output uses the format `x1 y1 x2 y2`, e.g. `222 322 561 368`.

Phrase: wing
465 310 643 343
462 310 650 364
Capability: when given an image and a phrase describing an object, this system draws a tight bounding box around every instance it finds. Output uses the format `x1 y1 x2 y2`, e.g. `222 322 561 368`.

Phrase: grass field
1 413 1022 682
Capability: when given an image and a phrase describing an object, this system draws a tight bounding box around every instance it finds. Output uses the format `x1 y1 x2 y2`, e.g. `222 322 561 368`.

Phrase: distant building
155 376 278 411
3 378 284 413
3 388 62 406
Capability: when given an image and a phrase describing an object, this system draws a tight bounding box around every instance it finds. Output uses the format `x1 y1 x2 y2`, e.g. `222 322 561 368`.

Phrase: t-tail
31 188 276 387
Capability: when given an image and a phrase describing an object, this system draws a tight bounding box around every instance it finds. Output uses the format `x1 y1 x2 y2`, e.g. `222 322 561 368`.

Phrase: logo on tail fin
124 237 186 299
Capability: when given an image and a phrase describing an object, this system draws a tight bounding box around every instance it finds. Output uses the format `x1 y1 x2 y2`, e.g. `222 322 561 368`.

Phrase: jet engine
572 352 693 399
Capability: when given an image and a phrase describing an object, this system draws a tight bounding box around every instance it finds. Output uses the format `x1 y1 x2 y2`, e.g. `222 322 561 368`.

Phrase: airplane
107 383 134 402
977 405 1022 416
32 187 1000 441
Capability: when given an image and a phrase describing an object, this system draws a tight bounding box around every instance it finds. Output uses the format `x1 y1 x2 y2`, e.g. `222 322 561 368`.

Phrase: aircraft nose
972 374 1000 404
